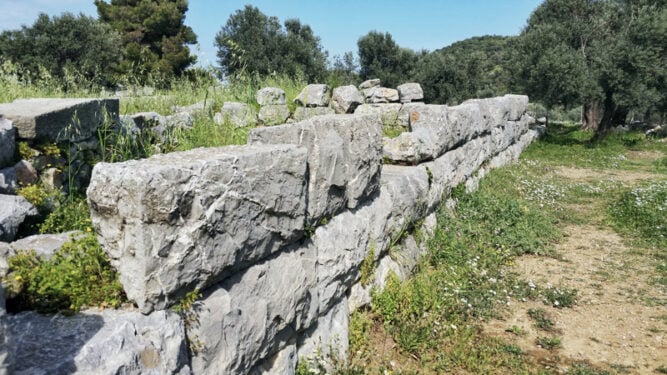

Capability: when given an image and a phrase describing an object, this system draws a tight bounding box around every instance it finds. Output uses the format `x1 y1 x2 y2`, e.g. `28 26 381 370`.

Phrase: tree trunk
582 100 601 131
597 97 628 138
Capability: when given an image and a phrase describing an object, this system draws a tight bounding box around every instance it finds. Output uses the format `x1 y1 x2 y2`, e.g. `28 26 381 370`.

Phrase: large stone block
257 87 286 106
5 310 190 375
0 117 15 168
248 114 383 225
297 297 349 372
0 195 38 242
354 103 406 127
397 83 424 103
0 98 119 142
293 106 335 122
87 144 308 313
462 94 528 123
190 246 317 375
331 85 364 114
294 84 330 107
258 105 290 126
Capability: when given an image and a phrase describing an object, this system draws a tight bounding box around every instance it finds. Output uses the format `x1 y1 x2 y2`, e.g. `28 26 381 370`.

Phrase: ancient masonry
0 81 541 374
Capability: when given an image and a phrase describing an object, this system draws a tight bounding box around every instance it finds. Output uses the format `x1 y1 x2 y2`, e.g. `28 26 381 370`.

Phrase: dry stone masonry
0 80 541 374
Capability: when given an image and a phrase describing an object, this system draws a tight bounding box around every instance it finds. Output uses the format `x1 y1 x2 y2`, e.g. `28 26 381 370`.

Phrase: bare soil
484 161 667 374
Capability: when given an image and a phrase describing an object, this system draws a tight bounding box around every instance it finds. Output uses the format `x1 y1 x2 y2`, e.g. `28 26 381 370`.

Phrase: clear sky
0 0 544 67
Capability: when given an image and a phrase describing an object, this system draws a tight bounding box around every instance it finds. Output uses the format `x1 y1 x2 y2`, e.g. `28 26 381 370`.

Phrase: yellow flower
86 227 92 233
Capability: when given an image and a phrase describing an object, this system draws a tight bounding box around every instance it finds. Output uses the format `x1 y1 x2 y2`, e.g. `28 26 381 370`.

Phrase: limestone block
463 94 528 123
0 98 119 142
87 144 308 313
13 160 38 186
358 79 381 90
257 87 286 106
382 127 439 164
0 167 18 194
293 106 335 122
0 117 15 168
354 103 405 127
397 83 424 103
249 343 297 375
365 87 400 104
248 114 383 225
214 102 257 127
190 246 317 375
9 231 83 260
294 84 330 107
297 297 349 372
0 195 38 242
331 85 364 114
0 242 12 278
5 310 190 375
258 105 290 126
380 165 431 233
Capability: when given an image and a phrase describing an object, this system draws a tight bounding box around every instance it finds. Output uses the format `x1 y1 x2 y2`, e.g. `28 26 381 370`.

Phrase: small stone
365 87 400 103
358 79 381 90
294 84 330 107
397 83 424 103
331 85 364 114
0 194 39 242
13 160 38 186
258 105 290 126
0 167 18 194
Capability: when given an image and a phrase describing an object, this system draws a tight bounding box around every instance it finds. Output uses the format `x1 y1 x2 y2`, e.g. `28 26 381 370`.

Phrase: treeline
0 0 664 134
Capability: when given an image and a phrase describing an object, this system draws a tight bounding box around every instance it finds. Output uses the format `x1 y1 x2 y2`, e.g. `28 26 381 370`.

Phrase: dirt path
484 166 667 374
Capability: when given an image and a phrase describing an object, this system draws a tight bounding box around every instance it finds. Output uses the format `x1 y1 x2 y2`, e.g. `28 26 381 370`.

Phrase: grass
528 308 557 332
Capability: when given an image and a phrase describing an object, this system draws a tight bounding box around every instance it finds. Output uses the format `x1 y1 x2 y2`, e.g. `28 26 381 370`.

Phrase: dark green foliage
215 5 327 82
6 234 126 313
357 31 419 87
0 12 121 88
414 36 514 105
95 0 197 82
513 0 666 133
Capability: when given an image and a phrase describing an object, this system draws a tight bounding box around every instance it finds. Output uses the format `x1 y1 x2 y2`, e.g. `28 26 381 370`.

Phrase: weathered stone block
257 87 286 106
0 195 38 242
331 85 364 114
214 102 257 128
297 297 349 372
190 246 317 375
293 106 335 122
354 103 405 127
365 87 399 103
294 84 330 107
358 79 380 90
248 114 383 225
397 83 424 103
87 144 308 313
0 167 18 194
0 117 15 169
9 231 83 260
258 105 290 126
5 310 190 375
0 98 119 142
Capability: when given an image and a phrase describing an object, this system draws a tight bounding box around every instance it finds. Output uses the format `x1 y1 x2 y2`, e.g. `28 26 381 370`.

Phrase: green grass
528 308 557 332
4 234 126 313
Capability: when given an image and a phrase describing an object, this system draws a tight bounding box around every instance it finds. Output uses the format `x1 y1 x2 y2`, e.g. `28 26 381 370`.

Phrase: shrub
39 195 92 234
5 233 126 313
609 179 667 248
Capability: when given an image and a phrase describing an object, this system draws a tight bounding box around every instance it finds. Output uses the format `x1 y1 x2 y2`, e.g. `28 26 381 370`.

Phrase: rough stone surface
0 98 119 142
165 112 194 129
294 84 330 107
40 167 65 190
0 242 12 278
0 117 15 169
0 195 38 242
249 343 297 375
117 115 141 139
248 114 383 225
13 160 38 186
5 309 190 375
293 106 335 121
0 167 18 194
297 297 349 371
462 94 528 123
0 285 10 374
258 105 290 126
382 128 439 164
190 246 317 375
354 103 406 127
9 231 83 260
397 83 424 103
87 144 308 313
214 102 257 128
329 86 362 114
358 79 381 90
257 87 286 106
131 112 165 129
365 87 400 104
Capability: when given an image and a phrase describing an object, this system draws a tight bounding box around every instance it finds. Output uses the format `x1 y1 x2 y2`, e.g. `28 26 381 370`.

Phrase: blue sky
0 0 543 67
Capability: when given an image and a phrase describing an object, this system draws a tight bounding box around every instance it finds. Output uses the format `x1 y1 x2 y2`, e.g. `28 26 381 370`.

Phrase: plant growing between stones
359 241 376 287
4 233 126 313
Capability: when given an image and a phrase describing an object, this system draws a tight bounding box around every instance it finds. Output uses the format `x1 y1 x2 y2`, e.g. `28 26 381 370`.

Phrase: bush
5 234 126 313
39 195 92 234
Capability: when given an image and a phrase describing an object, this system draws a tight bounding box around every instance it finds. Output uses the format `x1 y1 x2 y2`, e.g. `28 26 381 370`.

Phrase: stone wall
1 89 540 374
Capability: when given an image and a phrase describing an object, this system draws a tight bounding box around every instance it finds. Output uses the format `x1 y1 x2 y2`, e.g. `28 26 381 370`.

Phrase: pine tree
95 0 197 82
